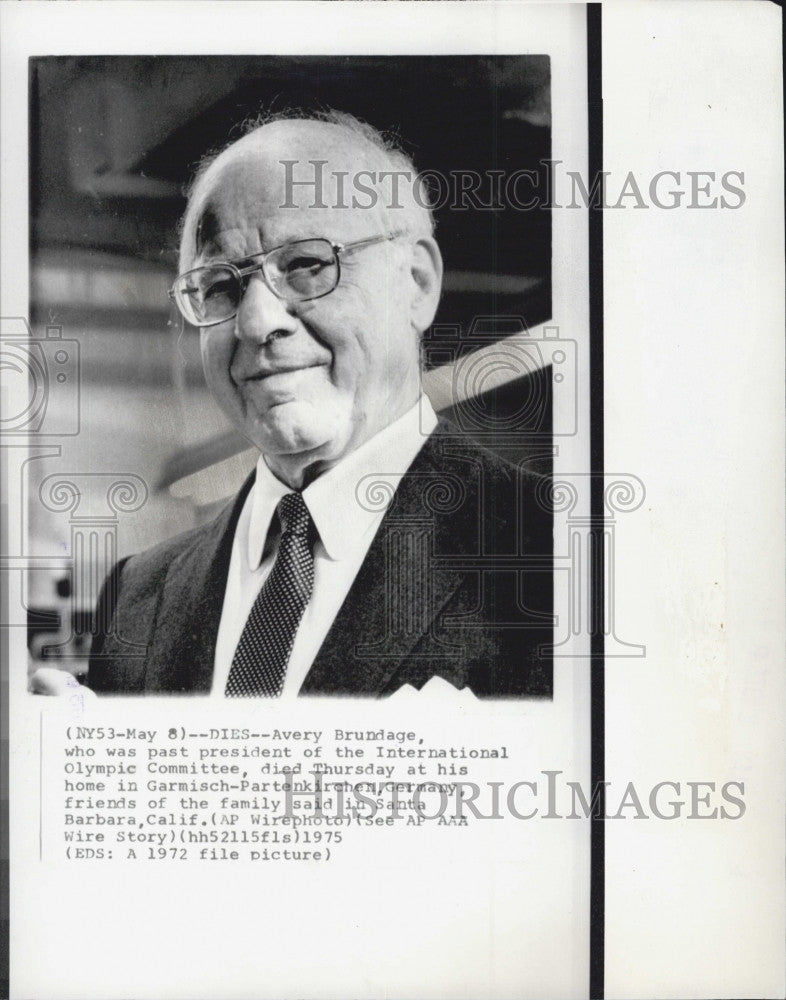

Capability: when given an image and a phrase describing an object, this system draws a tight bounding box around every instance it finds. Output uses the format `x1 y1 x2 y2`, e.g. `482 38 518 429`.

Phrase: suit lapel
143 477 254 693
300 431 468 696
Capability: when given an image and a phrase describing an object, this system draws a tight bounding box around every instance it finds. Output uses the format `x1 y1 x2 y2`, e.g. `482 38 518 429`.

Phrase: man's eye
203 278 235 299
285 256 328 274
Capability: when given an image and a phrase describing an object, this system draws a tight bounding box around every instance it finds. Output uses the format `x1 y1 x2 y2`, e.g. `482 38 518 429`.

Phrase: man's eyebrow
201 241 330 268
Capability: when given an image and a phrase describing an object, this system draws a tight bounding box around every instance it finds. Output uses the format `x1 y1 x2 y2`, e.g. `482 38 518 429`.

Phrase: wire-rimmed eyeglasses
168 232 405 328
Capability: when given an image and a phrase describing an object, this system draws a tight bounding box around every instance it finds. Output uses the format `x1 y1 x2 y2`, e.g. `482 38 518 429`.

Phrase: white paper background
603 2 785 997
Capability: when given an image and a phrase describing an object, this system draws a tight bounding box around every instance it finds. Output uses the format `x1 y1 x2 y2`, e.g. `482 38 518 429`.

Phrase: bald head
180 113 434 271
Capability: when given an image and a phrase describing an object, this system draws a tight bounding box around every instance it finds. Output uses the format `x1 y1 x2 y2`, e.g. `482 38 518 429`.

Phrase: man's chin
252 402 351 463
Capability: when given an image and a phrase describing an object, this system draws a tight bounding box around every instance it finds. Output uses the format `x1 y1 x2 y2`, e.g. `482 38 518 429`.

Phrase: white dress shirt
212 397 438 697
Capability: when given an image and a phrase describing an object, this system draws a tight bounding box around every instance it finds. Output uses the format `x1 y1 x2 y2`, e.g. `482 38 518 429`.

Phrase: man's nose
235 273 300 344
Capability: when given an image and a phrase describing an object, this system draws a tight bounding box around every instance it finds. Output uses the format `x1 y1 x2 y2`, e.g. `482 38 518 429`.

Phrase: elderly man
79 110 552 698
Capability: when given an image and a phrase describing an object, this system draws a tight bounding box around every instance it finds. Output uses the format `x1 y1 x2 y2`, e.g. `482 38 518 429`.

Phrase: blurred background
24 55 553 675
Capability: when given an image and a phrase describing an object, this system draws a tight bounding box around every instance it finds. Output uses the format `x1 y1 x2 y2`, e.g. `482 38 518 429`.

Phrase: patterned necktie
225 491 314 698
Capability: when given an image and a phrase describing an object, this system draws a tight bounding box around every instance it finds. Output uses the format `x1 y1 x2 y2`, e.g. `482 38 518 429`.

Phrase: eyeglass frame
168 231 407 328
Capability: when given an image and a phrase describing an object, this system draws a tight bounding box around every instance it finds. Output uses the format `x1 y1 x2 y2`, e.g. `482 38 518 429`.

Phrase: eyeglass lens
174 239 339 325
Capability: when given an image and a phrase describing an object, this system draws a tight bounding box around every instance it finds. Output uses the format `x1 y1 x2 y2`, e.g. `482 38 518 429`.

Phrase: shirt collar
246 396 438 569
246 458 290 571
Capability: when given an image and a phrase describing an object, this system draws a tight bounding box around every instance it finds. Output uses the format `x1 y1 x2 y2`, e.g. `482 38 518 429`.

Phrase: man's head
177 111 443 488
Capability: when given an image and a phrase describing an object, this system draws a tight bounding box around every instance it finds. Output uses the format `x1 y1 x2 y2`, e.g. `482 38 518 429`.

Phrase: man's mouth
239 362 326 383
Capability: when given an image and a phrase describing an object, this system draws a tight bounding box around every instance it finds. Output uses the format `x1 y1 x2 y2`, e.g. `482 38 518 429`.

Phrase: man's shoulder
393 420 550 550
421 419 546 496
118 481 249 591
122 520 213 581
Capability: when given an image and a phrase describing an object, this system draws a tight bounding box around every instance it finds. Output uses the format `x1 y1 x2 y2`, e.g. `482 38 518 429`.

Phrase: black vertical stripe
587 5 605 999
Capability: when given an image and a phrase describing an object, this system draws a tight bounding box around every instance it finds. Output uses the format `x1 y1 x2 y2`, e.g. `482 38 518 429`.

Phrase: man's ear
408 236 443 333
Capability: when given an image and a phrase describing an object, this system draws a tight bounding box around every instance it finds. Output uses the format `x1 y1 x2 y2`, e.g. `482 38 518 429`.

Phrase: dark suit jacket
88 424 553 698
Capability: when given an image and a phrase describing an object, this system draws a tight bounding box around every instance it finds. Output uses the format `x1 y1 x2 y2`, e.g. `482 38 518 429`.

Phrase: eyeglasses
168 232 405 328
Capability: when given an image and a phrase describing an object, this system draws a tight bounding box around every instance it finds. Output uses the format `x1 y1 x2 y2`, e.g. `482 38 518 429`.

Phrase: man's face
182 123 430 484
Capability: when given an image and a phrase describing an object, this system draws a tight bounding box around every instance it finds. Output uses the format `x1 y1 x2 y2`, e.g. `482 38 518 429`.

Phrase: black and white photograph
24 53 561 701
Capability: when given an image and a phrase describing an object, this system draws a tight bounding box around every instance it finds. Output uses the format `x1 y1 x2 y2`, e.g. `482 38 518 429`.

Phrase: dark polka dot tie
225 492 314 698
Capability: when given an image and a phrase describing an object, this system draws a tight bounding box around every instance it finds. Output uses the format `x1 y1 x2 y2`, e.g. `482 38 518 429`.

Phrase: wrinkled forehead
180 122 389 268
